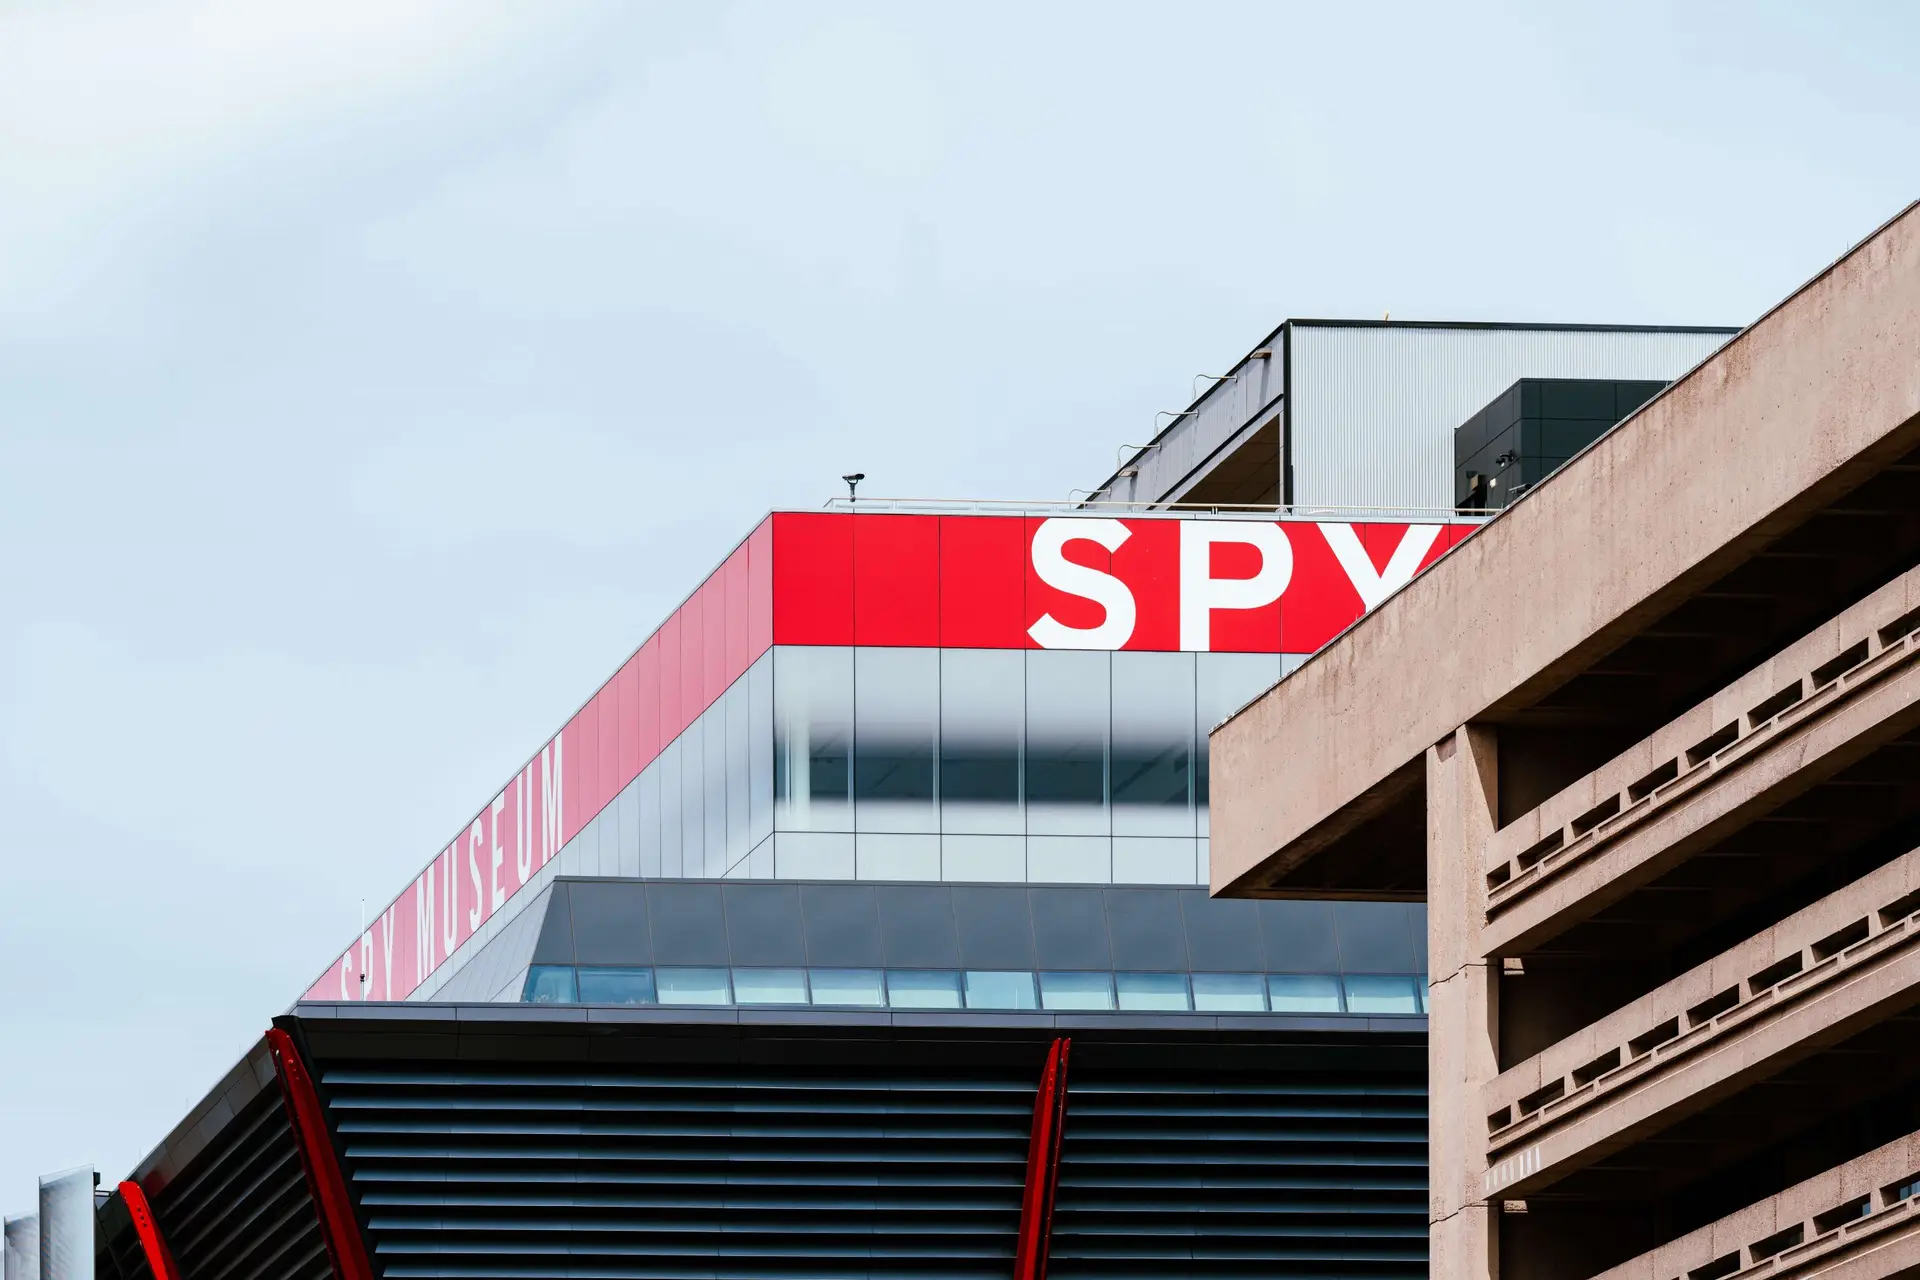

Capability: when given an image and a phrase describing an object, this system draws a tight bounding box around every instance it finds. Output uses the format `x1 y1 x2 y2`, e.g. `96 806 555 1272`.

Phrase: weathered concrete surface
1211 202 1920 897
1586 1126 1920 1280
1430 726 1502 1280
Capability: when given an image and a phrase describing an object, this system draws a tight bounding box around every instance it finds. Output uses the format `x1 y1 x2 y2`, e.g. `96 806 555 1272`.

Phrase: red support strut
1013 1036 1072 1280
266 1027 375 1280
117 1181 181 1280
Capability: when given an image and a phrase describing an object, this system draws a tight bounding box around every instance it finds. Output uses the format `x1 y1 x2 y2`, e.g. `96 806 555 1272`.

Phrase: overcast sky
1 0 1914 1202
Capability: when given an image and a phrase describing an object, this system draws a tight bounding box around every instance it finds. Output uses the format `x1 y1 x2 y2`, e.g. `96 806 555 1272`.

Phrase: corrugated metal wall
1286 325 1735 512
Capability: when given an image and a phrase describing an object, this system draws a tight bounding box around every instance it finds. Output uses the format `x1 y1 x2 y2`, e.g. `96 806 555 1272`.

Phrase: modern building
8 314 1742 1280
1210 202 1920 1280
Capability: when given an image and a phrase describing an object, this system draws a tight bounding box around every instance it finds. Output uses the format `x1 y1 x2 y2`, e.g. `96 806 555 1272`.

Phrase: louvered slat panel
327 1064 1034 1280
1050 1069 1427 1280
152 1089 332 1280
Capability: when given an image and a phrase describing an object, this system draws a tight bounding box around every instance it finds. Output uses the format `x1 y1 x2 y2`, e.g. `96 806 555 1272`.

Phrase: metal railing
821 495 1494 521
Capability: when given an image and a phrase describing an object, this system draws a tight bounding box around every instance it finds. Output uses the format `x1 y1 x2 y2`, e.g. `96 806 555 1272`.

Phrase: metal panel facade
1287 324 1735 512
305 512 1473 1006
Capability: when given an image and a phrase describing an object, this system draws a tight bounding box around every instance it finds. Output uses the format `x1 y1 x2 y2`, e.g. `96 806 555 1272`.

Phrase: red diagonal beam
266 1026 373 1280
1013 1036 1072 1280
117 1181 181 1280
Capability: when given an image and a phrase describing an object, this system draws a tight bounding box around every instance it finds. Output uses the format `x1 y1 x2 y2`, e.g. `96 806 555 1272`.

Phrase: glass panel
1111 651 1194 836
658 739 683 878
577 966 657 1005
940 649 1023 835
726 681 751 869
887 969 963 1009
775 646 854 831
1039 971 1114 1011
657 966 732 1005
1112 837 1198 886
749 653 775 847
856 647 939 833
1027 835 1109 884
810 968 886 1007
857 834 940 881
732 967 810 1005
523 965 577 1004
1194 653 1281 836
1268 973 1344 1012
965 970 1039 1011
1191 973 1267 1012
774 831 855 879
941 835 1025 882
1115 971 1190 1011
1025 650 1109 834
1344 974 1423 1014
639 761 662 878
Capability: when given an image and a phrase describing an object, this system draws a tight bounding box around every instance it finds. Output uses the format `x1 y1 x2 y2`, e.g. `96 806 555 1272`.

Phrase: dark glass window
940 649 1022 832
774 646 853 830
855 648 938 832
568 882 652 966
1029 887 1113 970
1025 650 1109 830
647 883 729 966
801 884 884 967
724 883 806 966
951 886 1035 969
1112 651 1194 833
876 884 960 968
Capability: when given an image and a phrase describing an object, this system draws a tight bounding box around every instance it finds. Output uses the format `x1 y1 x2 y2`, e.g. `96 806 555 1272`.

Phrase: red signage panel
304 511 1475 1004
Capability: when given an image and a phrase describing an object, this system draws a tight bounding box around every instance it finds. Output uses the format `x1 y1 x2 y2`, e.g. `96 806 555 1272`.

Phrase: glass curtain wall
562 646 1285 886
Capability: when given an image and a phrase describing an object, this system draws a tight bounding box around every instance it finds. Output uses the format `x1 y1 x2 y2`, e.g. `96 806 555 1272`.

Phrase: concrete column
1429 724 1499 1280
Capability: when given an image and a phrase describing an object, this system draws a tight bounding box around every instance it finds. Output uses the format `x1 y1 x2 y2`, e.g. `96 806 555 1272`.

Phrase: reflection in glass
1039 971 1114 1011
1112 651 1194 836
577 967 657 1005
1195 653 1282 835
941 649 1023 834
1344 974 1423 1013
1268 973 1345 1012
1116 972 1191 1011
657 967 732 1005
733 967 809 1005
1025 650 1109 834
1191 973 1267 1012
965 970 1039 1010
749 655 775 848
775 646 854 831
524 965 577 1004
809 968 886 1007
856 648 939 833
887 970 963 1009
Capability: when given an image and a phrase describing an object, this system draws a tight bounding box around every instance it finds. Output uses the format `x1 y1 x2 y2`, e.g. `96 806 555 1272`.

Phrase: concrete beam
1212 203 1920 897
1483 587 1920 956
1482 845 1920 1199
1584 1126 1920 1280
1485 846 1920 1194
